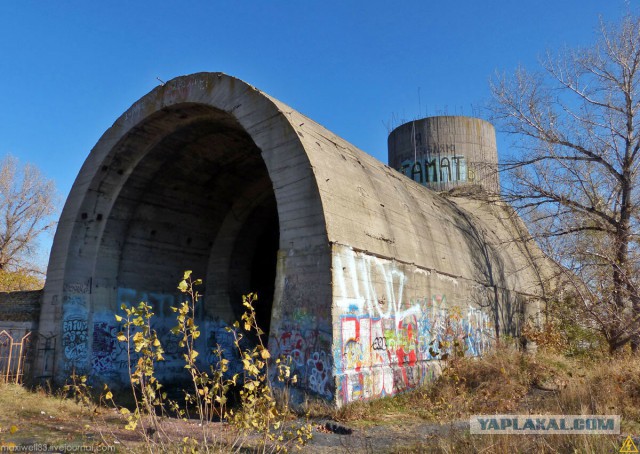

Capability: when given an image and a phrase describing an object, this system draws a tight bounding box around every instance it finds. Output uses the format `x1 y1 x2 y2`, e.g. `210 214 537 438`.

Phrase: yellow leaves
114 314 123 322
0 270 43 292
102 277 312 452
132 332 145 351
9 425 18 434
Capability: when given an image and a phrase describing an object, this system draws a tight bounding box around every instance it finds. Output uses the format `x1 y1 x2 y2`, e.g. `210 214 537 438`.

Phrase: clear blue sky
0 1 633 266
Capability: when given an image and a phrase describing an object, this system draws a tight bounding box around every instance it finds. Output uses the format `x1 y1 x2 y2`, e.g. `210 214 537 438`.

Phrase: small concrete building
34 73 551 406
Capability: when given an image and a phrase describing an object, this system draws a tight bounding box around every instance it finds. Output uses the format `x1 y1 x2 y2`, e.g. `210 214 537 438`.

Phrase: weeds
62 371 95 410
110 299 168 450
228 293 313 452
104 272 312 453
171 271 237 447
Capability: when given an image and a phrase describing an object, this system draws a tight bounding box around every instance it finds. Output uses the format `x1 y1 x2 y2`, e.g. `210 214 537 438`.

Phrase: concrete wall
36 73 551 406
0 290 41 383
0 290 41 335
388 116 500 193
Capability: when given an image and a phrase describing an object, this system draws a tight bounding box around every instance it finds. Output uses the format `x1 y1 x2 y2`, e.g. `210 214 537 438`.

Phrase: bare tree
489 14 640 353
0 155 57 277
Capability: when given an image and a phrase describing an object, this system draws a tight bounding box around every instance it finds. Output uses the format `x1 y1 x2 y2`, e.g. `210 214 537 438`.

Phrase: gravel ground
303 419 470 453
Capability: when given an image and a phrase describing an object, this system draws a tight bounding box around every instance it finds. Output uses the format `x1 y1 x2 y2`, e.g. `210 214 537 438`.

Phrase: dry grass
334 344 640 452
2 346 640 453
335 343 551 424
430 432 622 453
0 382 104 447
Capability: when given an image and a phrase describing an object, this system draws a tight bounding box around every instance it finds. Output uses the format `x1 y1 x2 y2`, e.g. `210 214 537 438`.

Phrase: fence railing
0 330 31 384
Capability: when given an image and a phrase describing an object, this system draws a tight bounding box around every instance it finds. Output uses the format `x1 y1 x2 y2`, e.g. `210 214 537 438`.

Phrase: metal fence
0 330 32 384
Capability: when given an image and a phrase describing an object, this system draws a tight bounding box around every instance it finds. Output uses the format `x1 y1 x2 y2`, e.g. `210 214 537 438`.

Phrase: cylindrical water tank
388 116 499 193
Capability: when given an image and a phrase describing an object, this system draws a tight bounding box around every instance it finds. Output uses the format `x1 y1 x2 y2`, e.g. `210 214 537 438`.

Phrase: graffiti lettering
269 308 334 399
372 336 387 351
399 155 473 185
333 246 494 405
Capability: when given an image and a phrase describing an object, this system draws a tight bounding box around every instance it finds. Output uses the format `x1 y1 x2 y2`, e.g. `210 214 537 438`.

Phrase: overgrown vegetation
3 273 640 453
334 340 640 453
98 271 313 453
3 323 640 452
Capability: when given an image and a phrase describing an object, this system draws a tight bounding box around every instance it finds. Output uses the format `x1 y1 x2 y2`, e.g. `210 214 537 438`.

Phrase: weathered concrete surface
389 116 500 193
0 290 41 323
36 73 552 406
0 290 41 343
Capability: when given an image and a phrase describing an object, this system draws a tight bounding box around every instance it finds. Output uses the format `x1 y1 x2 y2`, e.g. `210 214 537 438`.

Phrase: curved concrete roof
37 72 550 395
289 105 548 295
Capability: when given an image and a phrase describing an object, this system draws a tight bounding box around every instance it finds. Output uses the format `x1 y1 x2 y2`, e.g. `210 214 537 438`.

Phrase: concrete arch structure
37 73 551 406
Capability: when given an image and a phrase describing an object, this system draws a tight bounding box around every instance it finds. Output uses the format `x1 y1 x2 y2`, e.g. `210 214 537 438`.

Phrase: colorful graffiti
333 246 494 404
61 289 90 374
269 308 333 399
91 313 125 374
82 288 244 386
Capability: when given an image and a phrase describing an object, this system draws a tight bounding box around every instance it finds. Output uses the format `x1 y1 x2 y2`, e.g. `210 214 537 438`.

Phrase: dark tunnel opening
250 219 279 341
227 192 279 343
93 103 280 387
247 196 279 340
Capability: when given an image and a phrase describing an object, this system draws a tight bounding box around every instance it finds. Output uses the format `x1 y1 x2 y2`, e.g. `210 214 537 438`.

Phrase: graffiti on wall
333 246 493 404
62 286 90 374
269 307 334 399
91 312 125 374
398 156 475 185
82 288 243 385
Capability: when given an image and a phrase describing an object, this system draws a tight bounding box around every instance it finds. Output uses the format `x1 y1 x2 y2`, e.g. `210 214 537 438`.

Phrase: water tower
388 116 499 193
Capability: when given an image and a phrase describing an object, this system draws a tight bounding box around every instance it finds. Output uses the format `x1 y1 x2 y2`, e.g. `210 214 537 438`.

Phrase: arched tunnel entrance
40 73 333 399
90 103 279 384
37 73 548 406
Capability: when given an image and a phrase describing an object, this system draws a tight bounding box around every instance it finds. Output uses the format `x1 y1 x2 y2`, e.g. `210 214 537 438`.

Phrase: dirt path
304 419 470 453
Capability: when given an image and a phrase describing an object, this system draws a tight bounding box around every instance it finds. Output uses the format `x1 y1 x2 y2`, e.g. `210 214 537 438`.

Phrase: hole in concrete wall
92 103 280 386
228 193 279 341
